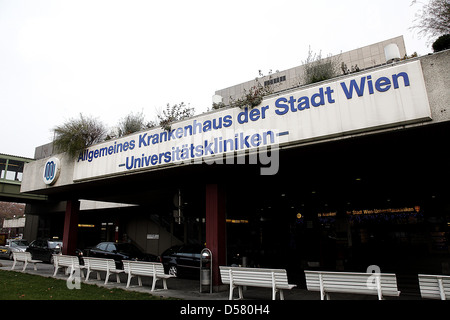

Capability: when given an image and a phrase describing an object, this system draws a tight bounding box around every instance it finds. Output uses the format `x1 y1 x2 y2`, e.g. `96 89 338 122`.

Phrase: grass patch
0 269 172 300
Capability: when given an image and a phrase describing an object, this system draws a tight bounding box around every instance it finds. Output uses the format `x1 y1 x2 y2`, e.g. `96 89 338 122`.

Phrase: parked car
26 239 63 263
0 239 30 260
84 241 158 268
159 244 209 277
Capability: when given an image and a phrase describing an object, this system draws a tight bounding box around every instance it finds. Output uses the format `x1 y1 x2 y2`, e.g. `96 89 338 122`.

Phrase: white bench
418 274 450 300
123 260 175 291
11 252 42 272
52 254 83 278
304 270 401 300
83 257 124 285
219 266 297 300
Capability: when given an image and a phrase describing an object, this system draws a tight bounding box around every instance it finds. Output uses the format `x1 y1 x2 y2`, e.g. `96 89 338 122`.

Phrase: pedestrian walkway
0 259 421 300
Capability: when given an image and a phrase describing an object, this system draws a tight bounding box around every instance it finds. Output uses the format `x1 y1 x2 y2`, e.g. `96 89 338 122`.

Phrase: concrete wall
420 49 450 122
216 36 407 106
21 152 74 194
21 49 450 196
125 216 183 255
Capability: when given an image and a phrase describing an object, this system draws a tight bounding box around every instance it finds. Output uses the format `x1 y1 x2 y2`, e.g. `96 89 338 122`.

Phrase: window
5 160 24 181
96 242 108 251
106 243 117 252
0 158 6 179
0 158 25 182
264 75 286 87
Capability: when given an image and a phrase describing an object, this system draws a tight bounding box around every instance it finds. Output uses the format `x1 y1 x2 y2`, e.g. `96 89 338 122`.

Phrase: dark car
159 244 209 277
27 239 63 263
84 241 157 268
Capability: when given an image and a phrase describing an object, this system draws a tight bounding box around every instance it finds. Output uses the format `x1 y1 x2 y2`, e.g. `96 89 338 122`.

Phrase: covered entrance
21 52 450 295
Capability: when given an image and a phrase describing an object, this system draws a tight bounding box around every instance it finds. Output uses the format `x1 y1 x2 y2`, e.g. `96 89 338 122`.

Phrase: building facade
21 43 450 294
215 36 407 107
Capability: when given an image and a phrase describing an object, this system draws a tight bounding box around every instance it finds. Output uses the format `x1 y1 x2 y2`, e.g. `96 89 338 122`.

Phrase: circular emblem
43 157 61 185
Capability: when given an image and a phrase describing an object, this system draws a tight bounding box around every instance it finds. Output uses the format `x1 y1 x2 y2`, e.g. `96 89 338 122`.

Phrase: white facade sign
73 61 431 181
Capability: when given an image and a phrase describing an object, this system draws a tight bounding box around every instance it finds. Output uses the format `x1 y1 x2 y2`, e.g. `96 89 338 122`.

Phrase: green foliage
432 34 450 52
157 102 195 131
52 113 106 159
302 47 341 85
107 111 156 139
0 270 168 300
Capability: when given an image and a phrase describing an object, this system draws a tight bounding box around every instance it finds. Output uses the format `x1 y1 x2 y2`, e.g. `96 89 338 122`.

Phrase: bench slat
52 254 82 278
83 257 124 285
304 270 400 300
418 274 450 300
219 266 296 300
11 252 42 271
123 260 175 291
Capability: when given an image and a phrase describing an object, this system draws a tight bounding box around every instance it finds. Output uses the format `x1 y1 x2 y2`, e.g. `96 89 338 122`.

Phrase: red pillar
62 200 79 255
205 184 226 289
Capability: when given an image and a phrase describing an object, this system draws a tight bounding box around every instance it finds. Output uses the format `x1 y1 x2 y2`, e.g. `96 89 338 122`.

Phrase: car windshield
10 240 29 247
48 241 62 249
116 243 141 255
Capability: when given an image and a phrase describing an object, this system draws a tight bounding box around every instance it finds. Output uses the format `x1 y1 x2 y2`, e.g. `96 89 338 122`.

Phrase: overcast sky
0 0 431 158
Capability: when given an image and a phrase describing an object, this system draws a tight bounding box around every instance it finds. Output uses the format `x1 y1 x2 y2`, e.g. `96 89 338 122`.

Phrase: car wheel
168 265 178 276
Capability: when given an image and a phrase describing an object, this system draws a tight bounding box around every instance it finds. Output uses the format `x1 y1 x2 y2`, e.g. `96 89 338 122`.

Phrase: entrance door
101 222 116 242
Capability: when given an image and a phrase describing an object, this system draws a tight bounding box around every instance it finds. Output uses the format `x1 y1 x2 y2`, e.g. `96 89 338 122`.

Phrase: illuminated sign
347 206 420 215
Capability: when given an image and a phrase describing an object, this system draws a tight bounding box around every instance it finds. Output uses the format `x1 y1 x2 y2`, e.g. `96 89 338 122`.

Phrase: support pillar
62 200 79 255
205 184 226 290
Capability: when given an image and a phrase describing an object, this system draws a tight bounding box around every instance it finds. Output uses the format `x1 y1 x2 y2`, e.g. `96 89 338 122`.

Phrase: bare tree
410 0 450 42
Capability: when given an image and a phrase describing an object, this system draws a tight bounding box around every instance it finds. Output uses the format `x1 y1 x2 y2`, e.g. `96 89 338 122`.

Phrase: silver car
0 239 29 260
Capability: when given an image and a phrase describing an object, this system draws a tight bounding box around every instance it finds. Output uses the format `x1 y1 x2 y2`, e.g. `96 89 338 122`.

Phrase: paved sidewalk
0 259 421 300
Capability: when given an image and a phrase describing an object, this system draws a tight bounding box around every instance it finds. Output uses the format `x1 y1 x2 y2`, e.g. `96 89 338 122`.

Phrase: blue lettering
392 72 410 89
125 156 134 170
288 96 297 112
204 141 214 155
367 76 374 94
324 86 335 103
151 154 158 165
240 132 250 149
249 108 260 121
297 96 310 110
139 133 148 147
237 108 249 124
311 88 325 107
275 97 289 115
164 151 171 163
340 78 366 99
223 115 232 127
251 133 261 147
375 76 391 92
175 127 183 139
